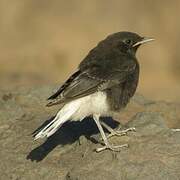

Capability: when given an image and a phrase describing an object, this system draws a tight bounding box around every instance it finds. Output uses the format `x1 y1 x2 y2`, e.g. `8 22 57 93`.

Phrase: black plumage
35 31 154 152
47 32 141 109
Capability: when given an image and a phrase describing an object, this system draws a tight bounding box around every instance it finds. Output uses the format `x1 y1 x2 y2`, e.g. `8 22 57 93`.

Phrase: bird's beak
133 37 155 47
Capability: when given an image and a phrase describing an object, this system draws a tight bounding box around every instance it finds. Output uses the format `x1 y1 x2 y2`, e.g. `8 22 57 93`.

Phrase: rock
127 112 168 136
0 86 180 180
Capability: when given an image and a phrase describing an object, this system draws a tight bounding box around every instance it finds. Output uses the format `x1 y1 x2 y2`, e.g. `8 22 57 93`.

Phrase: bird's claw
96 143 129 152
106 127 136 139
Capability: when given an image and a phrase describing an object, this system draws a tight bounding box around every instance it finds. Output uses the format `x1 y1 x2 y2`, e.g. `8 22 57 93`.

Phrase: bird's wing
47 70 81 100
46 69 105 106
47 53 137 107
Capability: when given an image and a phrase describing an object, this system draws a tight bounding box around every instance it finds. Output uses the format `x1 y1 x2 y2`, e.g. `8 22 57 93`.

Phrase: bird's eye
125 39 132 45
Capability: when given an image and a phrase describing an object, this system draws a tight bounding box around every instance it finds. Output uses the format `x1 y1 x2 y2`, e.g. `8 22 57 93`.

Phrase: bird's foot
107 127 136 139
96 143 128 152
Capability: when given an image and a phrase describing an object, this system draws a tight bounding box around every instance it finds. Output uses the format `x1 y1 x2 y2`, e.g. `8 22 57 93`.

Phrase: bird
33 31 154 152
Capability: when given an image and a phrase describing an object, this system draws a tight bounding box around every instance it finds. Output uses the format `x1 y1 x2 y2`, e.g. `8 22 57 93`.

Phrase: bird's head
104 31 154 56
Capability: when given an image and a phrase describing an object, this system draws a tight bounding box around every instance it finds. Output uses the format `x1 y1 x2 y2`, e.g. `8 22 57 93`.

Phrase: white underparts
34 91 109 140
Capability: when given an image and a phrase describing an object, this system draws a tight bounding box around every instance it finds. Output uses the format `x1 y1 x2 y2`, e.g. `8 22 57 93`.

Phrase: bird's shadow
26 116 119 162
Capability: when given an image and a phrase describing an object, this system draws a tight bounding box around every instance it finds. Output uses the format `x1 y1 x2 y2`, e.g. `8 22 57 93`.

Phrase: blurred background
0 0 180 101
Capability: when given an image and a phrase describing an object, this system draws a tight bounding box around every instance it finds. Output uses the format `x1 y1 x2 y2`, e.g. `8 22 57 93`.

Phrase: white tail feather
34 100 81 140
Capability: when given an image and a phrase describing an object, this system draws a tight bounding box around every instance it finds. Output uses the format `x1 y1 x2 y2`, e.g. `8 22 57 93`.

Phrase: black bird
34 31 154 152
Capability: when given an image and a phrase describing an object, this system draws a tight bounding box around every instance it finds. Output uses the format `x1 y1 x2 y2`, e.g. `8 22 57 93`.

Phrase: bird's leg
100 121 136 139
93 115 128 152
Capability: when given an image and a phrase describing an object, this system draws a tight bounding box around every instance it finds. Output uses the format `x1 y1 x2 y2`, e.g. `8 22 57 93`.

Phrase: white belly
67 91 110 121
34 91 111 139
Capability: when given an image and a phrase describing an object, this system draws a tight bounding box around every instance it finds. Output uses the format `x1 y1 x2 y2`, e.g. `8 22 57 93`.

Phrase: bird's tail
34 100 80 140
